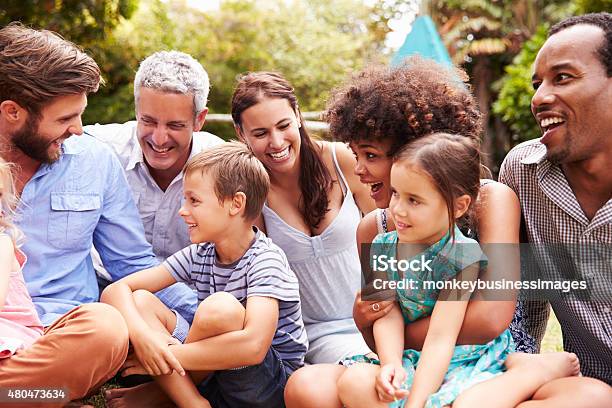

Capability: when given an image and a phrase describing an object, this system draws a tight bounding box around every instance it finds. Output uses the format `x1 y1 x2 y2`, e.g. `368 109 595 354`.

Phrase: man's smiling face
531 24 612 164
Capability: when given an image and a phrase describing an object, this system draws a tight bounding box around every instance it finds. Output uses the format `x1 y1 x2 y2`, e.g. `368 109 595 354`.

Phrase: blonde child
0 158 44 359
101 142 307 408
337 133 580 408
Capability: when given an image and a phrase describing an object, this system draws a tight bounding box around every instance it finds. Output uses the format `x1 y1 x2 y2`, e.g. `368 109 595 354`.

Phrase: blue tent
391 15 452 67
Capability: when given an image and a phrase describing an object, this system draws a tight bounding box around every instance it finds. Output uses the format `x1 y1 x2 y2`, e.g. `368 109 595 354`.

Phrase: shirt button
604 307 611 314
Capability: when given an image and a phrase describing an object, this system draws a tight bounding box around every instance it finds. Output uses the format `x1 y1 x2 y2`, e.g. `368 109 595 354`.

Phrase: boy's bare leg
105 290 185 408
452 352 580 408
154 291 246 407
106 290 210 408
107 291 249 408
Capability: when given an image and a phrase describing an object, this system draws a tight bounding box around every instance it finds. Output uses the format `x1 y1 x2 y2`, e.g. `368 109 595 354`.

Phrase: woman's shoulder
477 180 519 214
478 179 519 203
315 141 350 165
475 179 521 244
357 210 379 244
476 180 520 220
312 140 338 174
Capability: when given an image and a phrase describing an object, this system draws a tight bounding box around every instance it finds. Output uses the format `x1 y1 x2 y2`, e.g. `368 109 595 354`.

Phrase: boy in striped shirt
102 142 307 408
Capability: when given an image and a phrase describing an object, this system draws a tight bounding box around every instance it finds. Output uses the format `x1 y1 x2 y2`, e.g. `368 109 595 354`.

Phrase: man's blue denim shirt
17 135 157 326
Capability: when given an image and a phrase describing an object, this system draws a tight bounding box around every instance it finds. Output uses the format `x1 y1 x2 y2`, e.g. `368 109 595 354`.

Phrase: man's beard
544 135 572 165
11 120 62 164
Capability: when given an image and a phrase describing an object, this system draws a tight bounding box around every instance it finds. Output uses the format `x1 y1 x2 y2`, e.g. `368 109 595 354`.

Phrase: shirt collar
520 140 547 165
61 135 86 155
188 132 212 160
34 136 84 178
125 122 145 171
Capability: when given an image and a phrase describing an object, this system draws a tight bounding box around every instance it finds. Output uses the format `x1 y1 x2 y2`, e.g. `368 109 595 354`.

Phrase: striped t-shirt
163 228 308 369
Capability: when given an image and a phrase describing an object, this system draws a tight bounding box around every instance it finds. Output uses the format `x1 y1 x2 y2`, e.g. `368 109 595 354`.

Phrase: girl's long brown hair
394 132 482 240
231 72 333 229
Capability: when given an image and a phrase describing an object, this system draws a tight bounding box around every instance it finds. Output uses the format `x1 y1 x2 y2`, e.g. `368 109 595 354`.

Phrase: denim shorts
197 347 293 408
171 309 190 343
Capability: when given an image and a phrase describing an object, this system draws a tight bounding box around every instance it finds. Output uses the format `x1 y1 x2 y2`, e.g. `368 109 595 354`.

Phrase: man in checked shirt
499 11 612 402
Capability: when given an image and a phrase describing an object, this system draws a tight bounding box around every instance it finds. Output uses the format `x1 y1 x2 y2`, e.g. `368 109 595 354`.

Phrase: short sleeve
163 245 199 285
246 249 300 302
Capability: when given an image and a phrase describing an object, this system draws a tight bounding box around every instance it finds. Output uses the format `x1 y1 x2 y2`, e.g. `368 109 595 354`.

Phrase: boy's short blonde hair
185 141 270 221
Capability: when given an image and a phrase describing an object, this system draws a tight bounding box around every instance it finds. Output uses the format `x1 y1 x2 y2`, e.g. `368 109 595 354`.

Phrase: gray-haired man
86 51 224 323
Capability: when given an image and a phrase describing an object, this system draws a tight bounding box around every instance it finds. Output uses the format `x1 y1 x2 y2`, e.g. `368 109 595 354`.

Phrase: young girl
336 133 579 408
231 71 377 364
0 158 44 359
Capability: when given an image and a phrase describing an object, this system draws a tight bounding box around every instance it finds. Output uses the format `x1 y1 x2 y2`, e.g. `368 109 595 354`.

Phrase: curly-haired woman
284 57 550 407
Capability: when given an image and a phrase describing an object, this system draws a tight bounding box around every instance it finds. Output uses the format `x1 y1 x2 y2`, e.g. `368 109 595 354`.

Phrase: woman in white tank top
231 72 377 364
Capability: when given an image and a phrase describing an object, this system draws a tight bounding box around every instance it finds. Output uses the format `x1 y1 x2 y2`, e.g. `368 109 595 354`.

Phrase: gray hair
134 50 210 121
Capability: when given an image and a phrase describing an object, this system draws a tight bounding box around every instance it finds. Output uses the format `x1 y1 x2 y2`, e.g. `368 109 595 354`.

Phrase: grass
541 310 564 352
84 379 118 408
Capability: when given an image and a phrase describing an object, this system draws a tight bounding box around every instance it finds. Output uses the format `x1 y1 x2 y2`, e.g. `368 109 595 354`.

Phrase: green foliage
84 0 173 124
0 0 138 47
492 25 548 143
575 0 612 13
0 0 140 124
83 0 388 135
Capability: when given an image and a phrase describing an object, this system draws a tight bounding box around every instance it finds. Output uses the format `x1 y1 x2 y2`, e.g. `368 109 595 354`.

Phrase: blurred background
1 0 610 173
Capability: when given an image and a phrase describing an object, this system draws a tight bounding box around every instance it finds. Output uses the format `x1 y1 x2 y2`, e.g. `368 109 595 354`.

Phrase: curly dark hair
550 12 611 77
324 56 483 156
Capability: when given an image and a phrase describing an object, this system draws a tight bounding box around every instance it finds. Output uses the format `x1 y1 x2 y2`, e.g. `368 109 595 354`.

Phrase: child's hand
376 363 409 402
131 329 185 377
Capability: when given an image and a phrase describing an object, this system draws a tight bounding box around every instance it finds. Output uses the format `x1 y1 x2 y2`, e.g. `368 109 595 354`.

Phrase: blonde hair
0 158 24 245
184 141 270 221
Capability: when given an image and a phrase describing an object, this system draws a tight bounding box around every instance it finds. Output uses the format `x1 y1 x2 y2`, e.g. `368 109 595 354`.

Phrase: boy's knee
132 289 157 310
285 367 314 400
194 292 244 329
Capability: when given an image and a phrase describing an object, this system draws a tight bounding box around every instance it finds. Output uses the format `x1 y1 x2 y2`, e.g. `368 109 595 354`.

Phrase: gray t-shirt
163 228 308 368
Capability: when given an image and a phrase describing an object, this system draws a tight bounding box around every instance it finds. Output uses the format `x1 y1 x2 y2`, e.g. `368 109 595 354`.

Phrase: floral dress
345 227 515 408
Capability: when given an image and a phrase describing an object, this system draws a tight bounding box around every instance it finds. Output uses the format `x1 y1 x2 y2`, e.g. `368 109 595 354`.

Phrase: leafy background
2 0 610 168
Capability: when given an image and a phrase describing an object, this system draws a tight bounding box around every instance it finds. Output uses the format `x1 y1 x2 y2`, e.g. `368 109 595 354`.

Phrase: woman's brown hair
231 72 333 229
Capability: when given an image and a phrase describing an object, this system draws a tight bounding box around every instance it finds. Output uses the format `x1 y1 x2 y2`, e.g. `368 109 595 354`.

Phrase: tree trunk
472 57 495 172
